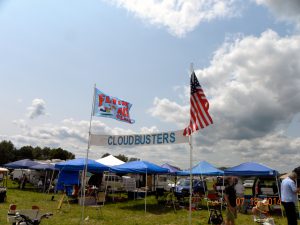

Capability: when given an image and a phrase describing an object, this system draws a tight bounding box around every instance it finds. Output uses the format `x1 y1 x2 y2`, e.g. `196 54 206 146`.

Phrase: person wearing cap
281 171 300 225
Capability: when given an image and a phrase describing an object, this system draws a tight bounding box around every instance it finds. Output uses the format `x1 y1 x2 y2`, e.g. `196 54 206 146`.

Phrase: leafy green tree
0 140 15 165
128 157 140 162
115 154 128 162
49 147 75 160
17 146 34 160
101 153 110 158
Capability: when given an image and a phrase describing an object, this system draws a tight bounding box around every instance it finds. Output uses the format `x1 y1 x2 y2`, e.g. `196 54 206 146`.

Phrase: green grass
0 183 288 225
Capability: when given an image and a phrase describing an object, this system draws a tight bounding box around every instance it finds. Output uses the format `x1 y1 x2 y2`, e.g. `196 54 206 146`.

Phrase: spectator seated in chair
252 199 269 222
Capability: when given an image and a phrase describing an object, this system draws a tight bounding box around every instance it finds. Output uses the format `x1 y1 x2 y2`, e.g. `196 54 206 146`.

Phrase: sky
0 0 300 172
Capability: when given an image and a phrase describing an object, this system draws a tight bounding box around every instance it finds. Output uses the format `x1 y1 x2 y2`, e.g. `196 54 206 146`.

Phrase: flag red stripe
192 94 209 127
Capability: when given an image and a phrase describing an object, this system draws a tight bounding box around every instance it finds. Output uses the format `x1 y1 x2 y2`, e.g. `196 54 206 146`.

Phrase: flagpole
81 84 96 224
189 134 193 225
188 63 194 225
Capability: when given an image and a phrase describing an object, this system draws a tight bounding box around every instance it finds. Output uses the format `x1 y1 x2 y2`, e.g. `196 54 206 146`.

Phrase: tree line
0 140 75 165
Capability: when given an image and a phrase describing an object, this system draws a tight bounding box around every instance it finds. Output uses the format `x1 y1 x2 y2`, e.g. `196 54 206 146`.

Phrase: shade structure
55 158 110 173
224 162 278 176
177 161 224 176
0 168 9 172
4 159 40 169
96 155 125 166
30 163 56 170
111 160 169 174
161 163 180 174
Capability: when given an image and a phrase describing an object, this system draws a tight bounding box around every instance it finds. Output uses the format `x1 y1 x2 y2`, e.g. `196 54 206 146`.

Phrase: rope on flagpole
81 84 96 224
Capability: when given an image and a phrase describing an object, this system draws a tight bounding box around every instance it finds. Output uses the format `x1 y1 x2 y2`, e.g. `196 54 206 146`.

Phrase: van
11 169 42 185
100 173 123 192
155 175 174 191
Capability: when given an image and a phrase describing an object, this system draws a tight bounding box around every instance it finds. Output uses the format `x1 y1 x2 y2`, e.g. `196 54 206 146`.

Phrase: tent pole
275 175 284 217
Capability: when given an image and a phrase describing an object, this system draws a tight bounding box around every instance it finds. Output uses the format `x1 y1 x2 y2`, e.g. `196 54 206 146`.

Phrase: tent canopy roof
177 161 224 176
30 163 56 170
161 163 180 174
111 160 169 174
96 155 124 166
55 158 110 172
4 159 40 169
224 162 278 176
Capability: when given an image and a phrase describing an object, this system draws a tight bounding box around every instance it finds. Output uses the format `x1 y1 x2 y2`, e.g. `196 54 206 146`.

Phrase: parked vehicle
100 173 136 192
243 179 254 188
155 175 175 191
11 169 42 185
175 178 207 197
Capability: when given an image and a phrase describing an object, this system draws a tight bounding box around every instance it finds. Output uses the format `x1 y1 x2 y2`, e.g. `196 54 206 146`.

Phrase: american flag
183 71 213 136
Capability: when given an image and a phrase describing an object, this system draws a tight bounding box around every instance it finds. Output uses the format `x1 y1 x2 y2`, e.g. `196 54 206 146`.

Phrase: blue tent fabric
4 159 40 169
161 163 180 174
55 158 110 173
56 170 80 191
177 161 224 176
224 162 278 176
30 163 56 170
111 161 169 174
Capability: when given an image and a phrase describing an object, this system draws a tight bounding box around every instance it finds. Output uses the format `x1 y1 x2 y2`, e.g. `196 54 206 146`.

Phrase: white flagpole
81 84 96 224
188 63 194 225
189 134 193 225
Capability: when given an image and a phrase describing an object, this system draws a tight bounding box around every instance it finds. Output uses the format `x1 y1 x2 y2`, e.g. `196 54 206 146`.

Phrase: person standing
234 178 245 212
281 171 300 225
224 176 237 225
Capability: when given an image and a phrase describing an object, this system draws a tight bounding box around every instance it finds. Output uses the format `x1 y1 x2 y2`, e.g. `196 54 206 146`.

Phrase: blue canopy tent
224 162 278 176
4 159 40 169
177 161 224 176
55 158 110 173
111 160 169 174
112 161 169 212
30 163 57 192
177 161 224 206
55 158 110 191
225 162 283 216
30 163 56 171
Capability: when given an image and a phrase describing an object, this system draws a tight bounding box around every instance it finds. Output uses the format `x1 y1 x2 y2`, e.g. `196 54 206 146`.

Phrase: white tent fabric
96 155 125 166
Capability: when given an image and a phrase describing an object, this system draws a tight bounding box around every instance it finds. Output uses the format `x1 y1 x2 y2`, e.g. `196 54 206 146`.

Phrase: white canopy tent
96 155 125 166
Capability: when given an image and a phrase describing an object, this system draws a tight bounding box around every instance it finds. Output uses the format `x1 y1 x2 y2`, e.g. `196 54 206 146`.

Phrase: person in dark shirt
224 176 237 225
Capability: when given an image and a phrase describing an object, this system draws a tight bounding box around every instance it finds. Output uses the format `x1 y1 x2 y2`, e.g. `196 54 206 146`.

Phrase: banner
93 88 134 124
90 130 189 147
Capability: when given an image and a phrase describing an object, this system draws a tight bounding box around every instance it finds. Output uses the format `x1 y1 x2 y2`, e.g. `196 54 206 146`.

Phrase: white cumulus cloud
255 0 300 29
149 30 300 171
106 0 239 37
27 98 47 119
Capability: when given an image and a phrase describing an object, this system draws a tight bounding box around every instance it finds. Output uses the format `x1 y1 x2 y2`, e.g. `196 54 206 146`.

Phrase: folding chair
92 191 106 217
165 191 178 213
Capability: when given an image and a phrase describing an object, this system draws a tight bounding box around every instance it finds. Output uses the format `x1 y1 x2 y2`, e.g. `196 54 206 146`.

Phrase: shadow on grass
119 202 176 215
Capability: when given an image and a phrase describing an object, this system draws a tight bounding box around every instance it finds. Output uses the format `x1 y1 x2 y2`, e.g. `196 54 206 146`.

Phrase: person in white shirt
281 171 300 225
234 178 245 212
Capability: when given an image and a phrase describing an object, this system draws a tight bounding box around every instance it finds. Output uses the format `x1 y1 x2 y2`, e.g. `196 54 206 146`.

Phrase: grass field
0 184 288 225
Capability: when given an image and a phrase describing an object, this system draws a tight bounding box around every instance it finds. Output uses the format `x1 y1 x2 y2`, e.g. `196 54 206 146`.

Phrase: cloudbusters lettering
107 132 176 146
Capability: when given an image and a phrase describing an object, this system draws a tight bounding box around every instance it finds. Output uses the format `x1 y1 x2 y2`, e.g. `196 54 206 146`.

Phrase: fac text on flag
90 130 189 147
93 88 135 124
183 71 213 136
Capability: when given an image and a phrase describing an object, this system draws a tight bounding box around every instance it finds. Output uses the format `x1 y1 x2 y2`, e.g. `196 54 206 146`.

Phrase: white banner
90 130 188 147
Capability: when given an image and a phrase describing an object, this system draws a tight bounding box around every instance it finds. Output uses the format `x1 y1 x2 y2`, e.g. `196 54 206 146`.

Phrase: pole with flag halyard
184 63 213 225
81 84 96 224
